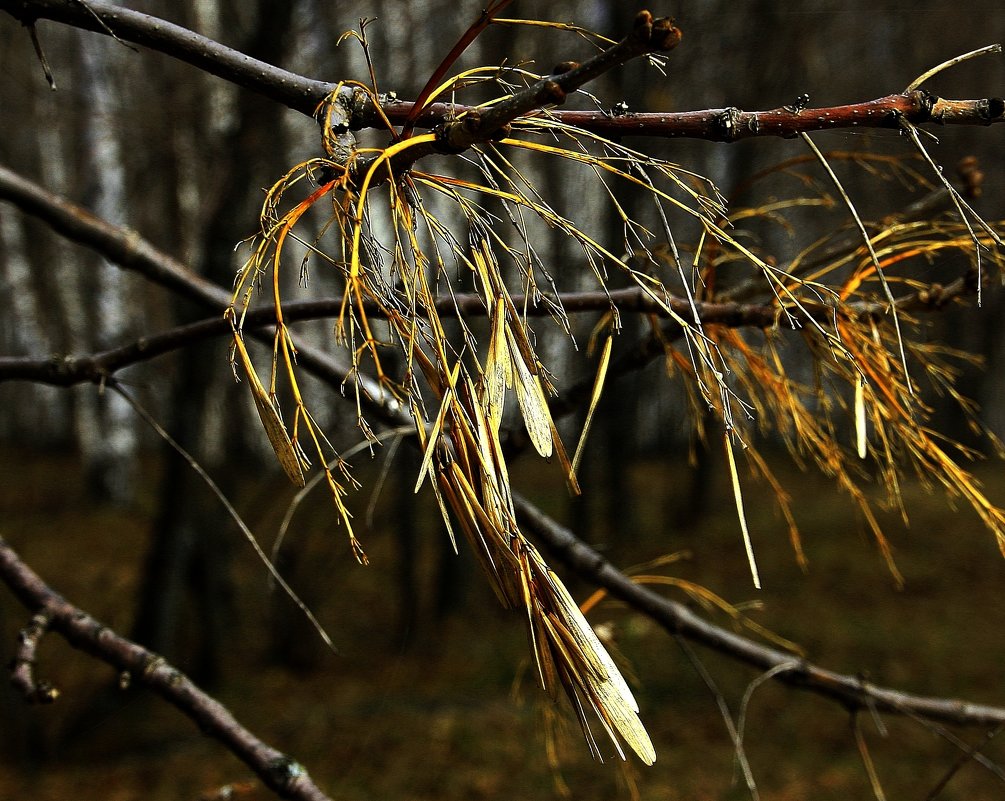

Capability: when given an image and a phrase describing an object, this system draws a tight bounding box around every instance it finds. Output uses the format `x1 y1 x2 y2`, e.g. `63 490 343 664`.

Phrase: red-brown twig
6 2 999 144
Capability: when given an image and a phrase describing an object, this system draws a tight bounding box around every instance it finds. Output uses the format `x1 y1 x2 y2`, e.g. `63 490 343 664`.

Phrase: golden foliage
225 18 1005 766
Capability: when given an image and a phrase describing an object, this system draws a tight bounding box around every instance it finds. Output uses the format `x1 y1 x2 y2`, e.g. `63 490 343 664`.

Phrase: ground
2 445 1004 800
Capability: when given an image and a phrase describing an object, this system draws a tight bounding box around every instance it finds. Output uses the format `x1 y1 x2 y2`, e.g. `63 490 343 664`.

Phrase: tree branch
512 493 1005 729
2 2 1000 142
489 92 1005 143
0 163 980 397
0 0 336 116
0 161 400 420
0 535 334 801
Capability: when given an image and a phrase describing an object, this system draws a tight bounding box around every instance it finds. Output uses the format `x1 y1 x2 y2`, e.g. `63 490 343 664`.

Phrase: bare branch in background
513 494 1005 731
0 536 335 801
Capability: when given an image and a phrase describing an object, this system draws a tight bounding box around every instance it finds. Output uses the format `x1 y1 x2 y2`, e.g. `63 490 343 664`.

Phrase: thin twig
735 660 801 783
925 725 1004 801
675 635 759 799
906 44 1002 92
26 23 56 89
897 120 1004 307
271 425 415 567
800 131 913 395
852 713 888 801
109 382 339 655
10 611 59 703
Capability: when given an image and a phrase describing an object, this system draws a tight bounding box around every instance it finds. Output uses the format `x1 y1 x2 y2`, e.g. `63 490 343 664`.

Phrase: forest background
2 1 1005 799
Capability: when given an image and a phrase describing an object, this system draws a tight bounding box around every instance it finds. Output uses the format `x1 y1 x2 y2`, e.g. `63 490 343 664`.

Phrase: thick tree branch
2 2 1001 143
0 0 336 116
0 535 334 801
512 494 1005 729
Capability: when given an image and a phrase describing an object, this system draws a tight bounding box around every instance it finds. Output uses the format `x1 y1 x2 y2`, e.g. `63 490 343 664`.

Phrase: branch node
542 79 567 106
714 107 743 141
631 11 681 52
267 756 307 790
980 96 1005 122
551 60 580 75
633 10 654 41
10 610 60 703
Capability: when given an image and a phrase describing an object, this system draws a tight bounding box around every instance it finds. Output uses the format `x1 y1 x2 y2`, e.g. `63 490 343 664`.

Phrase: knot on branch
714 107 744 141
632 11 682 51
266 757 307 792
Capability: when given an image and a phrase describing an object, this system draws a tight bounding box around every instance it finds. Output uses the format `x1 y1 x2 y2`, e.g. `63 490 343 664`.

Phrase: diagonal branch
513 493 1005 730
0 162 396 413
0 0 336 116
0 535 334 801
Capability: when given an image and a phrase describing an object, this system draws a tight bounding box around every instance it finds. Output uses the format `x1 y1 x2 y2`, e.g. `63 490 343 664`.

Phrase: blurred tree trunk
75 17 139 503
132 0 296 683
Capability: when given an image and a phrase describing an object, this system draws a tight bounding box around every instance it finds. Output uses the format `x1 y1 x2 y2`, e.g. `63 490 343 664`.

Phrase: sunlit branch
378 92 1005 142
0 535 335 801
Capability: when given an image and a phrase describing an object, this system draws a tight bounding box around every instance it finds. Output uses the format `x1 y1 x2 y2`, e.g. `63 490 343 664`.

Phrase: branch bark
0 164 980 391
0 535 334 801
513 494 1005 729
2 1 1001 142
0 0 336 116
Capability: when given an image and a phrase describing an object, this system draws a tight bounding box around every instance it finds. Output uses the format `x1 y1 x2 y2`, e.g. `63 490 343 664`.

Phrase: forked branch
1 2 1001 141
0 535 334 801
